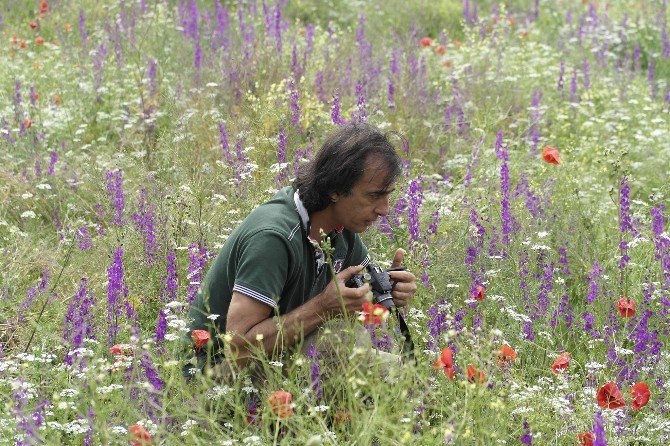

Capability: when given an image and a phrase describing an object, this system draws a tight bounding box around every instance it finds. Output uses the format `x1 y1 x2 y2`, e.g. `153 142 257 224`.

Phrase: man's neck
308 209 335 242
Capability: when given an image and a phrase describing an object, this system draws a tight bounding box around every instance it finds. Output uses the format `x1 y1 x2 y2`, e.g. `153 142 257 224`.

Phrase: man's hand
315 264 373 318
388 248 417 307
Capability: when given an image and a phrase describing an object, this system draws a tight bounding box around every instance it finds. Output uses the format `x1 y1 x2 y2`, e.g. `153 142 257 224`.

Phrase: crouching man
185 123 417 380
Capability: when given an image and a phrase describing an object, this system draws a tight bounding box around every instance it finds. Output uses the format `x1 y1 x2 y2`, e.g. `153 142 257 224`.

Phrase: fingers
388 270 415 283
337 264 366 281
389 269 417 308
391 248 405 268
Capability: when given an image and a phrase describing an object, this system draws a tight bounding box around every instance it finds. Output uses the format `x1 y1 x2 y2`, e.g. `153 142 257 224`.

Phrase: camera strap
392 307 416 364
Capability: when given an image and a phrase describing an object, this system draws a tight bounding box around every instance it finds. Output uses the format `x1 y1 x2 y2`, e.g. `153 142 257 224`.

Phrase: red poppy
267 390 294 418
19 41 27 49
35 37 44 45
420 37 433 47
630 382 650 410
551 352 571 374
466 364 486 384
129 424 152 446
29 22 38 30
40 1 49 14
435 45 447 55
617 297 635 318
577 432 594 446
334 409 352 425
442 60 453 68
64 23 72 32
542 145 560 164
53 94 61 105
597 381 625 409
471 285 485 301
359 302 389 325
109 344 134 356
496 345 517 366
452 39 462 48
191 329 210 351
434 347 455 380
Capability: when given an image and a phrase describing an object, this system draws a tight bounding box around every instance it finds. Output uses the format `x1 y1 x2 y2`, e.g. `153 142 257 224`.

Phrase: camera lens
375 292 394 309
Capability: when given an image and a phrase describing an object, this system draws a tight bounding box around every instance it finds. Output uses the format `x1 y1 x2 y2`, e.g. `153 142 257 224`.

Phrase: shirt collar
294 190 311 233
293 190 344 239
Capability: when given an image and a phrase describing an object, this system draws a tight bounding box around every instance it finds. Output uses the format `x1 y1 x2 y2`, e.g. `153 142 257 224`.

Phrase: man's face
330 156 396 233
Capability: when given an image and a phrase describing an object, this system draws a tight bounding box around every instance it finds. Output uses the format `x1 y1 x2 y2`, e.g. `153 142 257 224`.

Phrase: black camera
346 263 405 309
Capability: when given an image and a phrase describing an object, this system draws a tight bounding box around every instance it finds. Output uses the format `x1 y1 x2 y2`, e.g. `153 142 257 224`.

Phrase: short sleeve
232 230 290 309
347 232 370 268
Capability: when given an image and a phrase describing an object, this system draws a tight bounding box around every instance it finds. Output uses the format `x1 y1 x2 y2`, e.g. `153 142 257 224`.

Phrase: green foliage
1 0 670 444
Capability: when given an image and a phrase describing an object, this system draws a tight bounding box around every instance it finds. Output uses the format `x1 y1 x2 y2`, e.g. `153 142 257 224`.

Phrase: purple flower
582 60 591 90
496 133 512 246
105 169 126 226
187 243 210 303
76 227 92 250
307 344 322 399
314 71 325 102
219 123 233 165
586 261 604 303
570 67 579 102
63 278 95 366
47 150 58 176
274 3 282 52
645 59 656 99
131 189 158 264
276 128 289 183
142 350 164 392
162 249 178 303
463 136 483 189
388 78 395 109
107 248 125 347
331 94 345 125
520 420 533 445
155 309 167 345
78 10 88 43
593 409 607 445
213 0 230 51
13 380 45 445
353 81 367 122
557 60 565 93
407 177 424 245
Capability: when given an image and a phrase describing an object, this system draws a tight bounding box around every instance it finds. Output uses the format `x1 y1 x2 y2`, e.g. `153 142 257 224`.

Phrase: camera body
346 263 403 309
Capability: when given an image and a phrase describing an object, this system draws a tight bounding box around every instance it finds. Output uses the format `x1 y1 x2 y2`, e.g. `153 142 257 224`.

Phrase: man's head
294 123 402 216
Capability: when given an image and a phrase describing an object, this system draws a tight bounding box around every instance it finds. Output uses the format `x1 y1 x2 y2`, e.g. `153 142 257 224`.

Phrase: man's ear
330 193 340 203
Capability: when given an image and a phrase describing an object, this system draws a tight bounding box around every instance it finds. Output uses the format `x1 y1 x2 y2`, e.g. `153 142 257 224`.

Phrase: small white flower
21 211 37 219
207 314 220 321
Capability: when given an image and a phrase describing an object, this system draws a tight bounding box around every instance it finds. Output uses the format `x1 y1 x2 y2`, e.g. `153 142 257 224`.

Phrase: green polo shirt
187 186 369 358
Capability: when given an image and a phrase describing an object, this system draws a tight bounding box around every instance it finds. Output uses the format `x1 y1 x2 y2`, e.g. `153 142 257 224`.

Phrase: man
186 123 417 375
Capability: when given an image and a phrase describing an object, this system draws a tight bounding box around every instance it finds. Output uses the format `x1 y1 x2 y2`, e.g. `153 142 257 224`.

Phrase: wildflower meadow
2 0 670 444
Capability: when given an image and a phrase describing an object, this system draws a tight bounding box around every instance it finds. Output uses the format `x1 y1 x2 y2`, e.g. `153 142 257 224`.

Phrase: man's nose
375 196 390 217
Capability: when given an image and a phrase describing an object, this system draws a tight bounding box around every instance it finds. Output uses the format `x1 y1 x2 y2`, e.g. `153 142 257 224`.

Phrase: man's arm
225 265 371 366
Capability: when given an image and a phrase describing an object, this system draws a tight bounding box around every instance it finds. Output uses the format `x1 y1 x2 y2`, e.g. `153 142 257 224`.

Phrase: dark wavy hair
293 123 402 214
